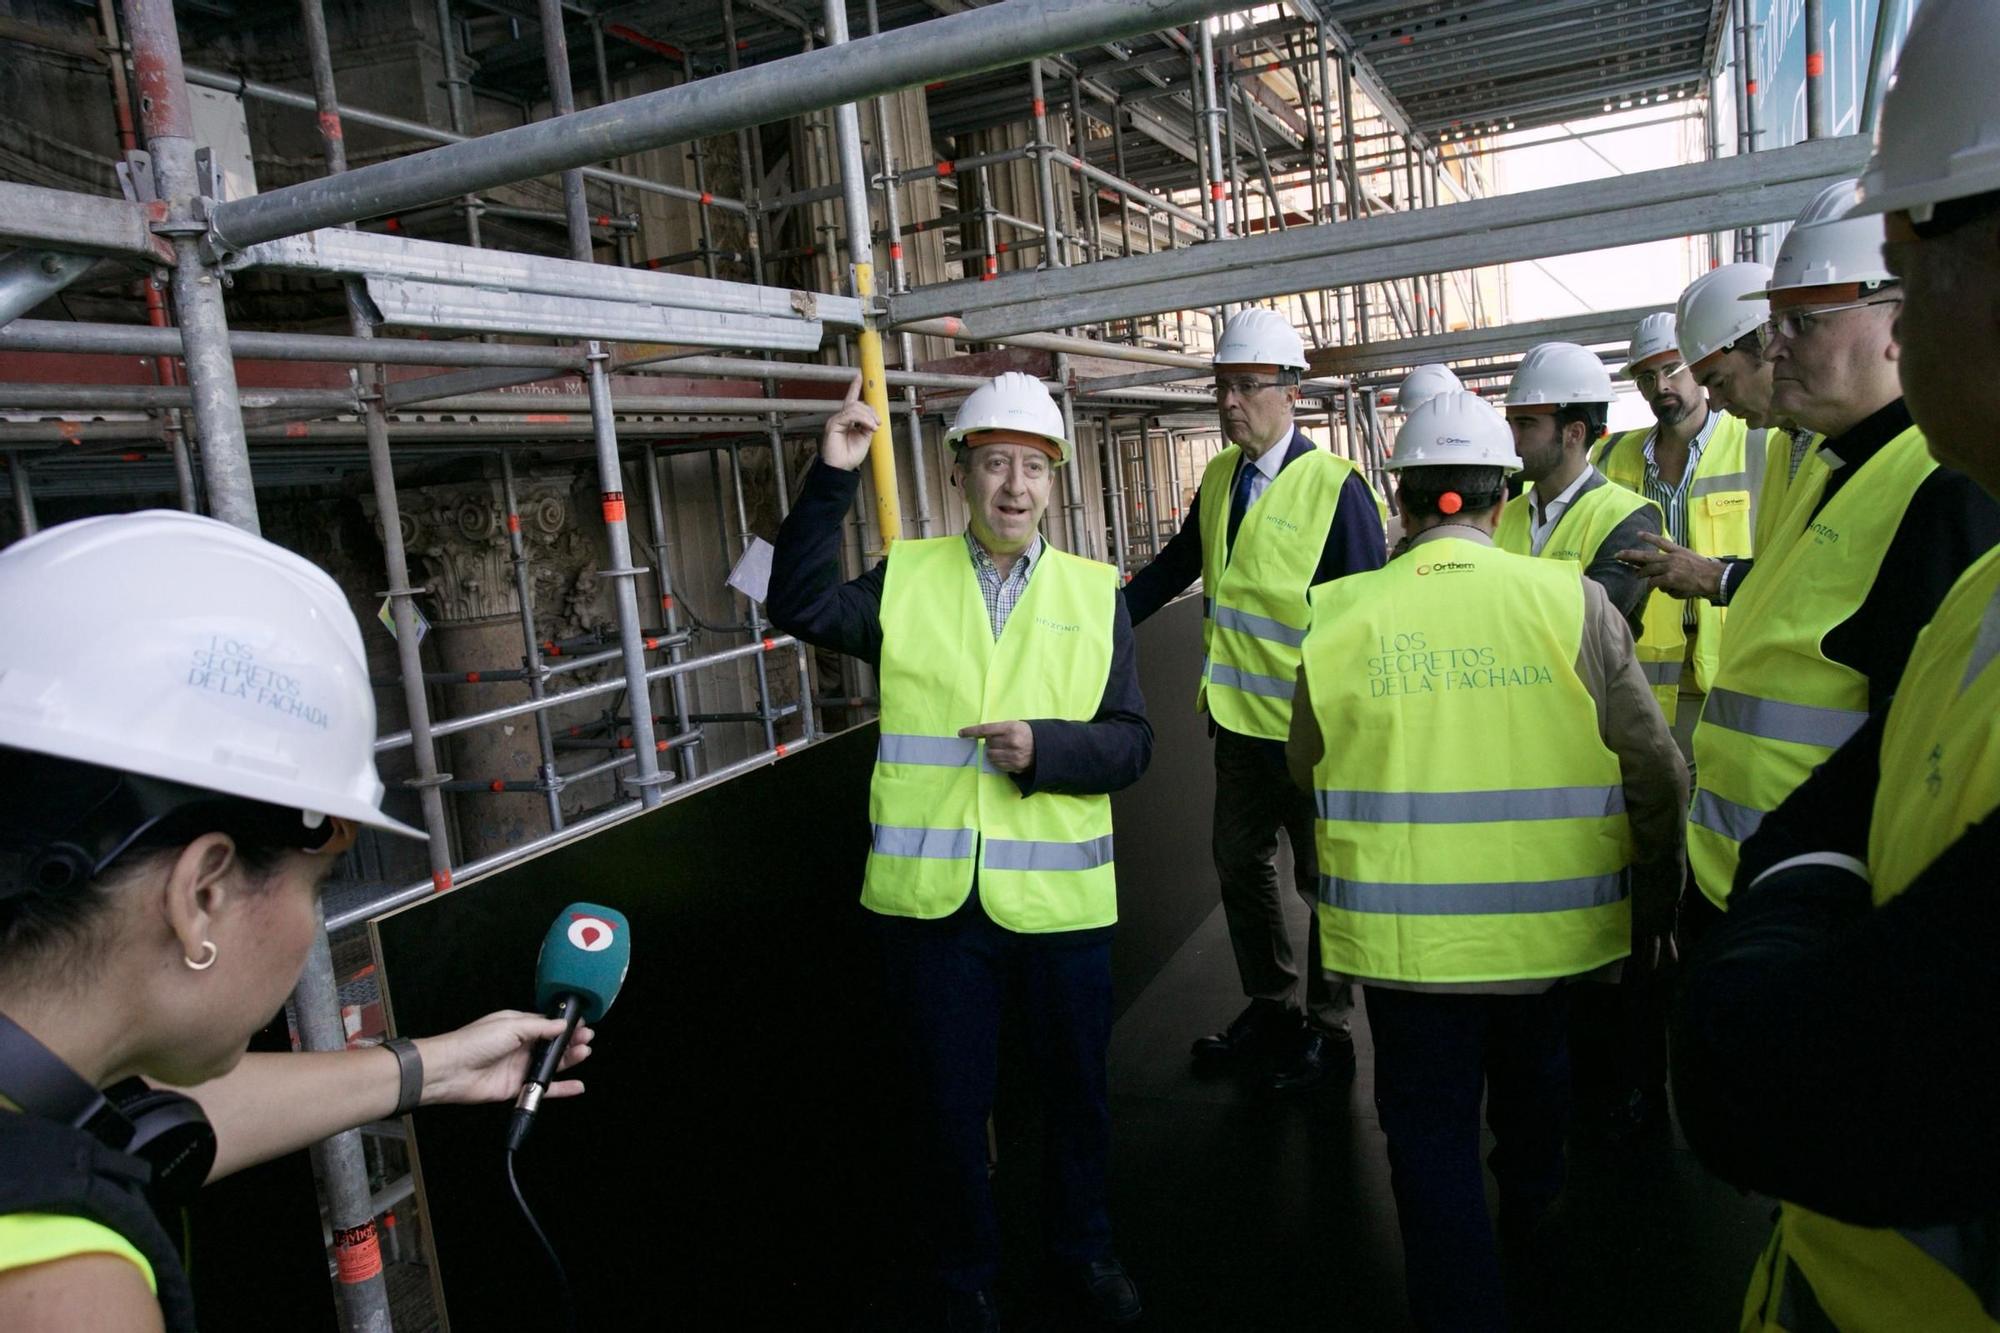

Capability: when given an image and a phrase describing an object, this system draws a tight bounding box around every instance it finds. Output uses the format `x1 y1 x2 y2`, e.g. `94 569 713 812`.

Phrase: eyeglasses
1212 377 1284 399
1632 363 1687 392
1764 296 1903 341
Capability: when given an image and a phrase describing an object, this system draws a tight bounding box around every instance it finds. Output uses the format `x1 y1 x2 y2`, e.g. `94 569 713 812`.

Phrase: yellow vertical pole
852 261 904 551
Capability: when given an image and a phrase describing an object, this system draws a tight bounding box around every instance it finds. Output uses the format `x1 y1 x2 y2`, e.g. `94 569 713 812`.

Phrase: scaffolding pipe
541 0 666 808
641 445 701 779
374 634 796 751
125 0 257 533
94 0 197 513
1099 408 1129 575
865 0 935 538
499 449 566 831
7 454 37 538
204 0 1242 250
1803 0 1828 141
1859 0 1903 135
293 4 410 1328
1198 20 1233 242
0 317 583 368
181 65 748 217
895 318 1210 370
1138 419 1163 555
431 0 484 246
1028 62 1068 268
824 0 904 552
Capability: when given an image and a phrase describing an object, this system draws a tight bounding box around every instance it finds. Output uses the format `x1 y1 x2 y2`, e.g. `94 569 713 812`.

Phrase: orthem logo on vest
1415 560 1474 576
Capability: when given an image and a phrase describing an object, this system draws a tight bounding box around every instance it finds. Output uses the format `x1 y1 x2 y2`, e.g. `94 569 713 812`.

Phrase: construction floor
850 890 1774 1332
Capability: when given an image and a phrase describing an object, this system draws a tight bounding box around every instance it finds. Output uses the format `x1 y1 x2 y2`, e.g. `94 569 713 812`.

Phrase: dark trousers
1365 984 1573 1333
1212 726 1352 1035
875 893 1114 1292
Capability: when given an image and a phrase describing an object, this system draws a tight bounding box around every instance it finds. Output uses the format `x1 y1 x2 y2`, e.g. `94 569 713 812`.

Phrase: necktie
1226 457 1259 554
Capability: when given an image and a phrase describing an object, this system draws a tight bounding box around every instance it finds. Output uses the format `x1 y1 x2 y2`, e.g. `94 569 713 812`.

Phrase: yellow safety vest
1301 537 1634 986
1756 428 1814 555
1598 418 1763 721
865 537 1120 933
1742 545 2000 1333
0 1213 155 1291
1688 425 1938 907
1197 441 1358 740
1494 469 1661 574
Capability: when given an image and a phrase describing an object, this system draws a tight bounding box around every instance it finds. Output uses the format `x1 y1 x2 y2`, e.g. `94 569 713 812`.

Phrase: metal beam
887 132 1871 336
205 0 1244 251
0 183 171 265
1307 305 1659 378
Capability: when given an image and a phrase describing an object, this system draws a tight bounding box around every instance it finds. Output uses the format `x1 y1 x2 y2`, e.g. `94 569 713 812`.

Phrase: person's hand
960 720 1034 774
1628 926 1678 979
820 373 879 472
1616 532 1724 600
412 1009 593 1107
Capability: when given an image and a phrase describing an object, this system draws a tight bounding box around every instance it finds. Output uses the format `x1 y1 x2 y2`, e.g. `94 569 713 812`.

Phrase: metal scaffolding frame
0 0 1869 1326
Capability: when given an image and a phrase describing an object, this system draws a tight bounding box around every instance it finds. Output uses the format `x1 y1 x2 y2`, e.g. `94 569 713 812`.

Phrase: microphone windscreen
532 903 632 1022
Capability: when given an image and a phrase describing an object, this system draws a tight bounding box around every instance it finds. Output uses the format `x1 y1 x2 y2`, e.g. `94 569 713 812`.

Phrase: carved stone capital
365 476 598 634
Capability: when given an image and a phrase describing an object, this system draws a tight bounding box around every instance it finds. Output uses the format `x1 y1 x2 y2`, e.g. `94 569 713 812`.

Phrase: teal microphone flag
533 903 631 1022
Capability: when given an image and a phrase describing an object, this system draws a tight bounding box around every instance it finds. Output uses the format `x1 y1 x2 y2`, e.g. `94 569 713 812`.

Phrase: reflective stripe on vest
1301 538 1635 988
1641 659 1684 688
1315 784 1624 823
1690 425 1938 908
1701 687 1868 750
866 537 1119 933
1320 871 1627 916
877 733 1000 773
1745 548 2000 1333
1197 439 1358 740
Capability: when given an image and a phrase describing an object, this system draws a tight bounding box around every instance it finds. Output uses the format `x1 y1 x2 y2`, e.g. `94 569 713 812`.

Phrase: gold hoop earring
183 941 218 972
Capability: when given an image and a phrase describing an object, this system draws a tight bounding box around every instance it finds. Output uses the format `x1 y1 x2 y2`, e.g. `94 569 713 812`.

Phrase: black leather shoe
1263 1027 1356 1094
1072 1258 1143 1326
1190 998 1296 1067
943 1287 1000 1333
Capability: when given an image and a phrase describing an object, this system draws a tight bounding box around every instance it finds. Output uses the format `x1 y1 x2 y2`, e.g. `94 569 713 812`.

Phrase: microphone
505 903 630 1153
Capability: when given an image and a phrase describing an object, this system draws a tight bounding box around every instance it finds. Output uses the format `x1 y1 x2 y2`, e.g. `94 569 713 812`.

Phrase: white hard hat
1852 0 2000 223
0 511 424 839
1396 363 1463 414
1676 263 1773 368
1746 179 1894 298
945 371 1072 465
1213 306 1308 370
1386 390 1523 473
1505 342 1614 407
1622 312 1681 373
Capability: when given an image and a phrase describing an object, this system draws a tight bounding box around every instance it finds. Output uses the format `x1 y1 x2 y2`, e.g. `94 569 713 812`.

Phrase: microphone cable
506 1146 577 1333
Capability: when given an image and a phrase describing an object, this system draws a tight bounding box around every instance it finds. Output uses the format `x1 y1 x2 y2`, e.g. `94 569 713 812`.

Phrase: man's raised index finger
843 372 864 406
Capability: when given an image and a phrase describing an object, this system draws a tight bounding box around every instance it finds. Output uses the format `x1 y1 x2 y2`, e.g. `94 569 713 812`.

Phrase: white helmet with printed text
0 510 425 840
1505 342 1615 408
1621 312 1681 373
1677 263 1774 368
1745 179 1895 297
1851 0 2000 223
1397 363 1463 414
1213 306 1309 371
1386 390 1523 473
945 371 1072 465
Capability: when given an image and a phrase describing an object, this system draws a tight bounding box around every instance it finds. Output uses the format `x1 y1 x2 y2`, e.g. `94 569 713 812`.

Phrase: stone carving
369 476 601 637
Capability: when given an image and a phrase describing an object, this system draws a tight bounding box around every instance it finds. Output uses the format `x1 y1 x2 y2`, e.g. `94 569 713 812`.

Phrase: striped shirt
1640 410 1719 629
966 531 1042 640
